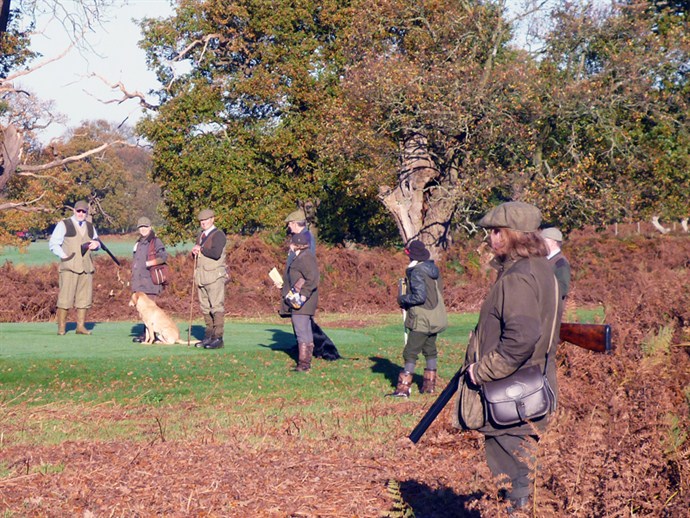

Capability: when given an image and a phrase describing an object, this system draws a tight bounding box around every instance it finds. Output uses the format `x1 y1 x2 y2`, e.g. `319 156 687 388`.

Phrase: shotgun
407 321 613 444
81 238 121 266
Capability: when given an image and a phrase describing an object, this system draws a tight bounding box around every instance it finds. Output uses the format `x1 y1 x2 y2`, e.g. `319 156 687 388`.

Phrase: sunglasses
75 209 87 214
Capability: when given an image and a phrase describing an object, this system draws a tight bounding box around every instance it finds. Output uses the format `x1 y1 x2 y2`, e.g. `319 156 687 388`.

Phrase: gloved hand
465 363 480 388
285 288 304 309
397 295 406 308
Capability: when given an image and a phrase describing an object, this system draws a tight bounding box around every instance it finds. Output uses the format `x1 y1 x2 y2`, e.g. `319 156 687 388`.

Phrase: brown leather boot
75 308 91 335
391 371 413 397
421 369 437 394
57 308 68 336
295 342 314 372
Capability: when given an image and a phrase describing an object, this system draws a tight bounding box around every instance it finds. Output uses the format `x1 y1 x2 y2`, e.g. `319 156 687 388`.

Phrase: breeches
57 271 93 309
197 278 225 315
484 433 538 500
291 314 314 344
403 330 438 363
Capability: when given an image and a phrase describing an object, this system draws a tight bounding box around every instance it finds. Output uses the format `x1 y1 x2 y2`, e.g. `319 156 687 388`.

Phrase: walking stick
187 253 198 346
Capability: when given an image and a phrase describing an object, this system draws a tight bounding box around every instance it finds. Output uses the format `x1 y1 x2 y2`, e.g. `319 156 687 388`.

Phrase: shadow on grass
398 480 484 518
259 328 298 361
369 356 424 390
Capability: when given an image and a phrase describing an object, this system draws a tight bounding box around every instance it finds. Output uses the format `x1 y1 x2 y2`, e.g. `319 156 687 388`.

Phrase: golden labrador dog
129 292 187 344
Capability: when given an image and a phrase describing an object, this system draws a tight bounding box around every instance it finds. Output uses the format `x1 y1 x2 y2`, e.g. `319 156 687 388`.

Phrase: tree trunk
378 133 455 257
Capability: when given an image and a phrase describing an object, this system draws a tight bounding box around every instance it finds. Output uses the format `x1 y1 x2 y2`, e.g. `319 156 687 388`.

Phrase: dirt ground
2 228 690 516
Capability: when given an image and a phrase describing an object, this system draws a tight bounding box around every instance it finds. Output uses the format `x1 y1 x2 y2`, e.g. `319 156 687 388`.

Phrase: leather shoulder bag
147 239 169 286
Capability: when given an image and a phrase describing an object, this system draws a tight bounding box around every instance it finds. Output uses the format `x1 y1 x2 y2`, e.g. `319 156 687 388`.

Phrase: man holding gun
49 200 101 336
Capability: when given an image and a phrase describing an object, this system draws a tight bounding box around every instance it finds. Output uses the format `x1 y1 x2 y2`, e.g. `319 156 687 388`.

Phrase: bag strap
147 238 156 262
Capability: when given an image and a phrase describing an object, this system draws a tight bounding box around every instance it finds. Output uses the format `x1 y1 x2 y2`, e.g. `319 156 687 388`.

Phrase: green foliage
0 7 34 77
641 324 674 362
382 479 415 518
138 0 361 243
662 413 688 456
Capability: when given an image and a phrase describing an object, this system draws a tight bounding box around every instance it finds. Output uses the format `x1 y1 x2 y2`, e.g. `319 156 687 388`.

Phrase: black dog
312 321 341 361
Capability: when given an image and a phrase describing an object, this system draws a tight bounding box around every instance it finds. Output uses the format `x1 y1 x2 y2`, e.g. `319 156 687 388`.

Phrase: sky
15 0 176 143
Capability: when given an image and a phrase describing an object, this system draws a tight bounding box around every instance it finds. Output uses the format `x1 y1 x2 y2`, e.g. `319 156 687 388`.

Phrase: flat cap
291 232 309 246
541 227 563 242
74 200 89 211
198 209 215 221
478 201 541 232
137 216 151 228
285 209 306 223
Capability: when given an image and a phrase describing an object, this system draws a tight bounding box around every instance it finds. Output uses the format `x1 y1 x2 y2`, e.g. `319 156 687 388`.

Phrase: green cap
137 217 151 228
74 200 89 211
285 209 306 223
478 201 541 232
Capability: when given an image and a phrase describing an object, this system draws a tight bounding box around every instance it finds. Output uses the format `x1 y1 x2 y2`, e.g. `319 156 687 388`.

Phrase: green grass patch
0 315 477 445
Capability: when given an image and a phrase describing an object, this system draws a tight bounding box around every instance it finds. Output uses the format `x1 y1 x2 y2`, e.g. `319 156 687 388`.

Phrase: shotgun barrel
96 239 121 267
408 368 464 444
560 322 612 353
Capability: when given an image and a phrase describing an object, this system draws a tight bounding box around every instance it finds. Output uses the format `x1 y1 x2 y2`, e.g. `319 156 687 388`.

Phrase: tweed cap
285 209 306 223
198 209 215 221
291 232 309 246
137 216 151 228
405 240 431 261
74 200 89 211
478 201 541 232
541 227 563 242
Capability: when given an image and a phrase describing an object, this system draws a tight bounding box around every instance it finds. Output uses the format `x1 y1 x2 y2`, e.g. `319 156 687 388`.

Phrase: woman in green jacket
459 201 562 512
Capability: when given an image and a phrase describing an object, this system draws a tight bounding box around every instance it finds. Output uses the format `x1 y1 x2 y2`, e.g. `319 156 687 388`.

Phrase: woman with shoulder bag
131 216 168 342
457 201 562 512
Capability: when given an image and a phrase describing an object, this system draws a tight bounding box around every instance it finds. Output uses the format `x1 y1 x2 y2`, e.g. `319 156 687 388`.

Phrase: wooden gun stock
560 322 612 353
408 368 464 444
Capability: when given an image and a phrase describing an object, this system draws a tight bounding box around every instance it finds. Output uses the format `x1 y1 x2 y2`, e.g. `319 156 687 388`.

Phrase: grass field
0 314 476 446
0 238 193 267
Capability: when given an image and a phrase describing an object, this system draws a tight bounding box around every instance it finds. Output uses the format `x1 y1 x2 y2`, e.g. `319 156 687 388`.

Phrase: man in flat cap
191 209 227 349
541 227 570 302
452 201 562 512
285 209 315 268
49 200 101 335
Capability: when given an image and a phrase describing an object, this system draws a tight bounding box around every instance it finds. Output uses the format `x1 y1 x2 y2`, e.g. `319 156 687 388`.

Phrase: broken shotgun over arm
407 322 613 444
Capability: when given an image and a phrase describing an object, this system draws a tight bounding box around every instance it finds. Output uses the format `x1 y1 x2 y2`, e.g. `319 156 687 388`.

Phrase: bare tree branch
89 73 159 110
1 44 75 92
0 192 49 211
16 140 132 173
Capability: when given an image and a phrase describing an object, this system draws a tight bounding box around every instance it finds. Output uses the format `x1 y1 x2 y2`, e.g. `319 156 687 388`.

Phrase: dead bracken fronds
1 231 690 515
